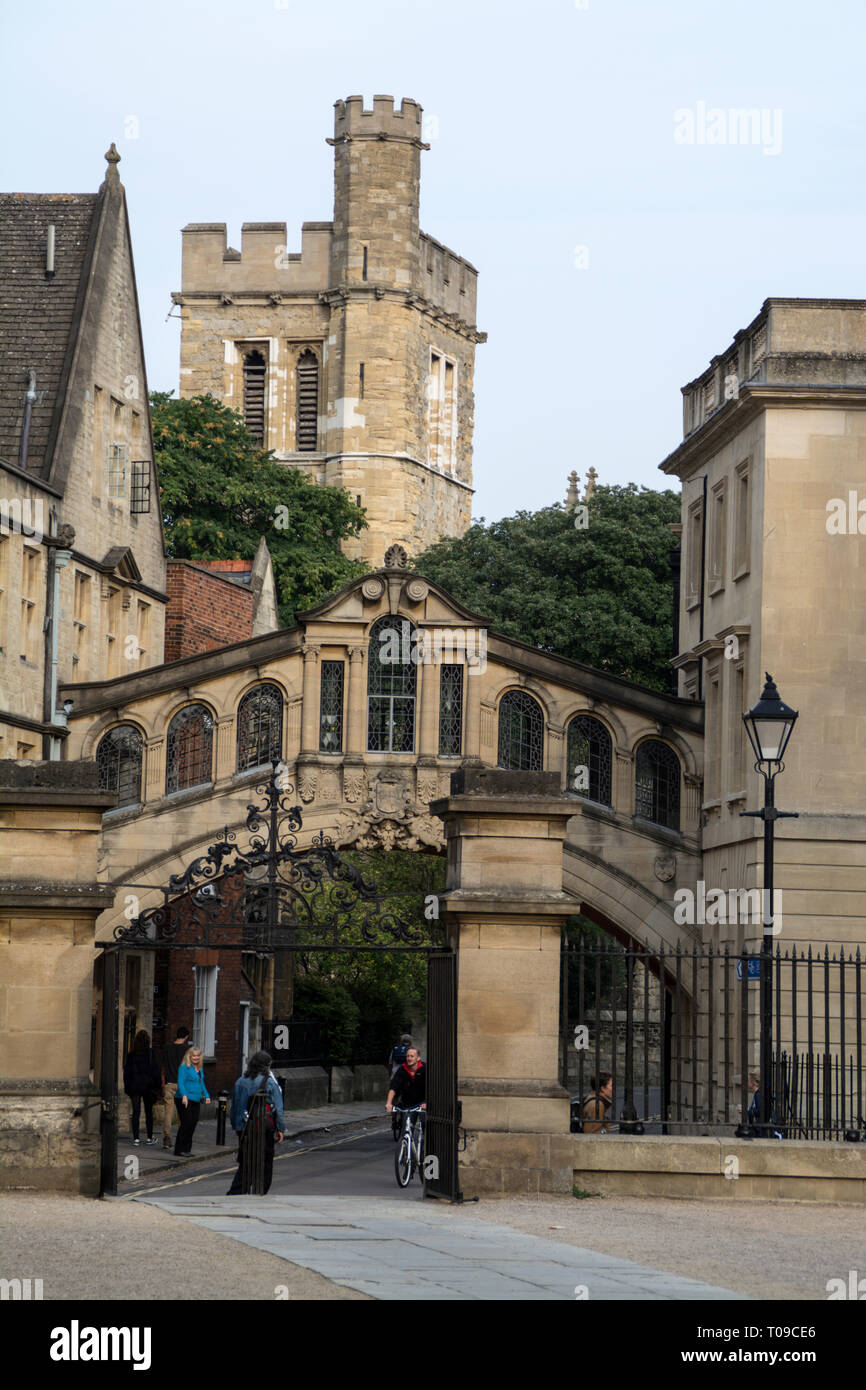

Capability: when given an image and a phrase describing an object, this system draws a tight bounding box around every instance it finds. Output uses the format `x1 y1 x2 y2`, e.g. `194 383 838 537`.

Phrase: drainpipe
698 475 707 701
42 516 75 759
18 368 37 471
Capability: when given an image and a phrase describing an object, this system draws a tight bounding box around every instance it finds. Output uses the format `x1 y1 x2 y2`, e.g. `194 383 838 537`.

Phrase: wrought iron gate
96 763 456 1195
424 949 460 1200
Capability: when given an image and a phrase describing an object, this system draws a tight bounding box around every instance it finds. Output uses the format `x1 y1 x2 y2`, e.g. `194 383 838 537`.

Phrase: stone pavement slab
134 1193 749 1302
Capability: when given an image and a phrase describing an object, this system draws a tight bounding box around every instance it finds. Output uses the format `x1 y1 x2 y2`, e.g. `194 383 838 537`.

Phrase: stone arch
80 709 153 760
562 840 699 978
630 724 699 780
559 700 628 750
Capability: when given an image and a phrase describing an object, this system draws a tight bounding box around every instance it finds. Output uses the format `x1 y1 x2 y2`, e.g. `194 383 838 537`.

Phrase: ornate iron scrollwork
111 763 440 952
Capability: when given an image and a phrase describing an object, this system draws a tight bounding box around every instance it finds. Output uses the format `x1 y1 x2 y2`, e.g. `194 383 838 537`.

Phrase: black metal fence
561 938 865 1140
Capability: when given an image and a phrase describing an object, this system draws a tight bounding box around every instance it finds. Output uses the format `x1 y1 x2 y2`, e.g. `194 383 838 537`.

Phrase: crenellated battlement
181 220 332 294
333 94 424 143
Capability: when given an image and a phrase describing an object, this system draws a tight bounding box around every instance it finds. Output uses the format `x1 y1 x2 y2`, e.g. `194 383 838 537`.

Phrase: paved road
130 1124 420 1201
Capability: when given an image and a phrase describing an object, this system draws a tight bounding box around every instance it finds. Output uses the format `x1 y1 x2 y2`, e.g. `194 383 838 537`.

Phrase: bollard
216 1090 229 1146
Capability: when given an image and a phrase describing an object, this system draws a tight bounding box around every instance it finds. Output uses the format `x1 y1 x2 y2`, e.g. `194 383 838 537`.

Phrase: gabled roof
0 192 100 477
100 546 142 583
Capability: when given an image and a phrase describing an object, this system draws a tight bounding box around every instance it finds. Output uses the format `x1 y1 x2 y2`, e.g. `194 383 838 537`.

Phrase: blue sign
736 958 761 980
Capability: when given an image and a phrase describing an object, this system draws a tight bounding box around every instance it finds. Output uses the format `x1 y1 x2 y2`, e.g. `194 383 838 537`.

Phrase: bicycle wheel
415 1126 425 1183
394 1130 412 1187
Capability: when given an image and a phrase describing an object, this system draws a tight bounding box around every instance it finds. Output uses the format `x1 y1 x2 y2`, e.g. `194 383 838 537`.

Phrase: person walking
387 1034 413 1080
226 1051 285 1195
160 1025 191 1151
123 1030 161 1146
174 1046 211 1156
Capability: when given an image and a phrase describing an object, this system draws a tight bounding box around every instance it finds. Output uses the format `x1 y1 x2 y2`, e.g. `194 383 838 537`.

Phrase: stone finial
384 543 408 569
565 470 580 510
104 143 121 183
584 466 598 502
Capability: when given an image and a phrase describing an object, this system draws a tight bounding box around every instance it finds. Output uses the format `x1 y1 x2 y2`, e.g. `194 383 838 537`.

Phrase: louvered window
296 349 319 452
243 350 267 445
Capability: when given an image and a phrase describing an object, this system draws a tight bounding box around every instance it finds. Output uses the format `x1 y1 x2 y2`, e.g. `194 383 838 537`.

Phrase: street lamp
740 673 799 1137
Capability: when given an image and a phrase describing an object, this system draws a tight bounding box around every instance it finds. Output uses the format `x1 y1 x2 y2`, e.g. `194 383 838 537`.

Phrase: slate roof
0 192 99 477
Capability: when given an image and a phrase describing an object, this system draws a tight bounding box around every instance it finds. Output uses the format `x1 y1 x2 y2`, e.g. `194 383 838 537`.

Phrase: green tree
412 485 681 691
150 391 367 624
293 850 444 1066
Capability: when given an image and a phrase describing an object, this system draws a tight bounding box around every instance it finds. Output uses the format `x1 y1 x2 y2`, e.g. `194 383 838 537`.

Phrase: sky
3 0 865 522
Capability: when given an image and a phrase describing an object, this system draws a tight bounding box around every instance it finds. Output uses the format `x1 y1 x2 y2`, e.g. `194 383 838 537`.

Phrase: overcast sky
3 0 865 522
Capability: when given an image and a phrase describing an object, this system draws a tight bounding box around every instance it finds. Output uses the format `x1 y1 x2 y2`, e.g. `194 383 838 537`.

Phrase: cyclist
386 1045 426 1128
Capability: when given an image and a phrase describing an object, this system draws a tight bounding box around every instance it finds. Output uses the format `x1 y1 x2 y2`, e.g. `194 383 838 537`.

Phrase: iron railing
561 938 865 1141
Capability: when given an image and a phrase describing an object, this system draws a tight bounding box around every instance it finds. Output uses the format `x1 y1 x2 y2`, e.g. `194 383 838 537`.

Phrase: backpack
391 1042 409 1067
244 1074 276 1132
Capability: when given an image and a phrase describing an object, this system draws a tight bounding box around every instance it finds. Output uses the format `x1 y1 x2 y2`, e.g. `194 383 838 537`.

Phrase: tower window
243 350 267 445
362 245 368 281
296 349 319 452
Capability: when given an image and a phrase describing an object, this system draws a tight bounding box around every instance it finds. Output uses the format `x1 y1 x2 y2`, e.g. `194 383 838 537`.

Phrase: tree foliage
412 485 681 691
293 850 445 1066
150 391 367 624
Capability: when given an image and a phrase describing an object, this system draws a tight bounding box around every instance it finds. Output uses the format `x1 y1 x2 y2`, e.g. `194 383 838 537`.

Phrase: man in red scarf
386 1046 426 1114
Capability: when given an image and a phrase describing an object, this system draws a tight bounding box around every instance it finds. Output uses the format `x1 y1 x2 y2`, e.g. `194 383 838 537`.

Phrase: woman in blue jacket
174 1047 211 1156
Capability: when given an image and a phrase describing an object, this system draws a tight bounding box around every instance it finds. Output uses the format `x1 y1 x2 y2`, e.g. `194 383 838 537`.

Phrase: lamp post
740 674 799 1137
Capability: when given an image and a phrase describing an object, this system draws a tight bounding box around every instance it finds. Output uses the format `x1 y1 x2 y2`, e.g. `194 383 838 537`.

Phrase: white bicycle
393 1105 425 1188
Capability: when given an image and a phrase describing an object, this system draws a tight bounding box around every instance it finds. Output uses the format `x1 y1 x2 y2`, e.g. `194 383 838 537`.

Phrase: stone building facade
174 96 486 568
662 298 866 960
0 149 167 760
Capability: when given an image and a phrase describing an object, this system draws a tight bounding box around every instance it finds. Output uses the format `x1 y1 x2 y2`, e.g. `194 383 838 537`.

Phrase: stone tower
174 95 486 567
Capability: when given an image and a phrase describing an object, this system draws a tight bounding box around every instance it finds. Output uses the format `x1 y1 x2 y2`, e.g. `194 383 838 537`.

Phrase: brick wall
164 561 254 662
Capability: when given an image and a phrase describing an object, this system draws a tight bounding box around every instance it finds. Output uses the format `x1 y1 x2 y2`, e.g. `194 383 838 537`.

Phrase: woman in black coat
123 1030 162 1145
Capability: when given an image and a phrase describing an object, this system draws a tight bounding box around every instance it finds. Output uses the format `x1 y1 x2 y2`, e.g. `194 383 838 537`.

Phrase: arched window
243 350 266 445
635 740 681 831
367 615 416 752
497 690 543 771
97 725 143 808
166 705 214 794
236 684 283 772
566 714 612 805
296 349 319 452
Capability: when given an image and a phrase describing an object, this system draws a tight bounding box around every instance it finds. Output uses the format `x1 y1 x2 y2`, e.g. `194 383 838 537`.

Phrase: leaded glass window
566 714 612 804
166 704 213 794
635 739 681 831
97 724 143 808
497 690 543 771
439 663 463 757
367 615 416 752
237 684 283 772
319 661 345 753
